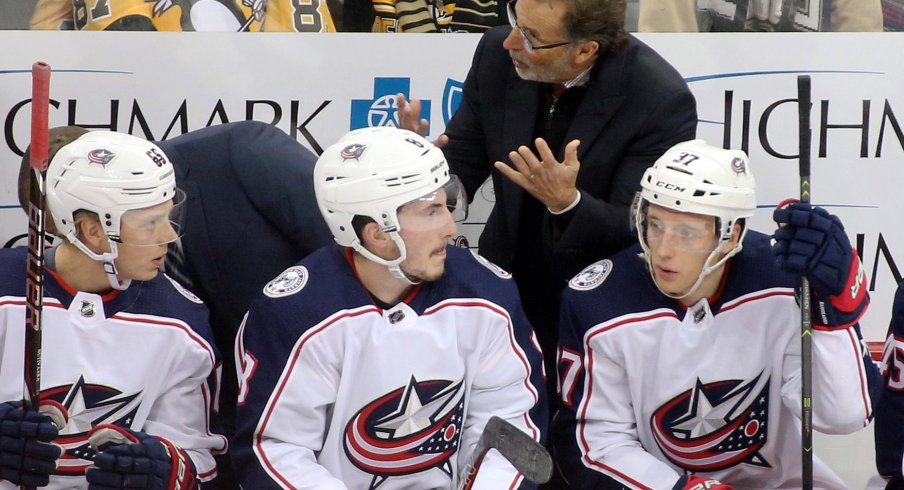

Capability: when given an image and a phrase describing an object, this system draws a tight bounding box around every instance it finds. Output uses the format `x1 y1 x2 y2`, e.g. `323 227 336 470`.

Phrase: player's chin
420 264 447 283
135 267 161 282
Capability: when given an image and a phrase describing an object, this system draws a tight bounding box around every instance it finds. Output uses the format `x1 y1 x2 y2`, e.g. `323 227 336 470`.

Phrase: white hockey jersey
0 246 226 489
553 231 875 490
232 244 546 489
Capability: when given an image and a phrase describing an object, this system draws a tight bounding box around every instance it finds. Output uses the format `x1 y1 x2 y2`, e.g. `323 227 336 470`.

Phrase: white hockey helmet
314 127 466 282
45 131 181 289
632 139 756 299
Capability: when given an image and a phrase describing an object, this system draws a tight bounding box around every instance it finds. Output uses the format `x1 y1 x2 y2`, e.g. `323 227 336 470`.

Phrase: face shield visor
632 193 720 256
115 187 187 248
396 175 468 232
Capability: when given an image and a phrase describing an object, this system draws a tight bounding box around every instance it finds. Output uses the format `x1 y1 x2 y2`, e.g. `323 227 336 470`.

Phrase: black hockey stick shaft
460 416 552 490
798 74 813 490
22 62 50 490
22 61 51 490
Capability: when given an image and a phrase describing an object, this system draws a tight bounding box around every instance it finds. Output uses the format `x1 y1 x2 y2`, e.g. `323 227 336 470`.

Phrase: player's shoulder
248 245 371 330
0 247 27 295
441 247 520 300
724 230 798 292
562 245 667 320
889 281 904 336
127 274 211 333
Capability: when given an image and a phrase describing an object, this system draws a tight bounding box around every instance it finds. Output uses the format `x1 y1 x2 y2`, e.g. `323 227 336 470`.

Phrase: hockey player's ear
360 221 390 248
75 213 110 253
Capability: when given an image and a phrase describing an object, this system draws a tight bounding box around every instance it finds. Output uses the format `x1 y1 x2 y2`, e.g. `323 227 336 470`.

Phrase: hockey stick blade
461 416 552 489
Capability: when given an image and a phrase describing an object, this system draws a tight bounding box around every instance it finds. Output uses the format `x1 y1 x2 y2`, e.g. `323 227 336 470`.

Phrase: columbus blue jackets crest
651 374 771 472
343 376 465 489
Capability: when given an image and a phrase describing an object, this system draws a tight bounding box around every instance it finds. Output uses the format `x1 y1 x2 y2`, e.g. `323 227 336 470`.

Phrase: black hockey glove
672 474 733 489
86 424 198 490
0 399 67 487
773 201 868 328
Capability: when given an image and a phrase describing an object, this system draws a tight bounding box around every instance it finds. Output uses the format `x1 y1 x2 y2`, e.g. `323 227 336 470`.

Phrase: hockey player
231 127 546 489
0 131 225 488
553 139 879 489
876 282 904 489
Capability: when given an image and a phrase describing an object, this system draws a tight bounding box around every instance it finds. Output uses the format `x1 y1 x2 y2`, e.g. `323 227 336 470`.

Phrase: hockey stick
459 416 552 490
797 74 813 490
21 62 50 490
24 62 50 411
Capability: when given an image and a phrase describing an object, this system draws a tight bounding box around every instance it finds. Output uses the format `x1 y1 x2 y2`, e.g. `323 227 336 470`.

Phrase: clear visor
633 195 719 255
397 175 468 231
116 188 186 247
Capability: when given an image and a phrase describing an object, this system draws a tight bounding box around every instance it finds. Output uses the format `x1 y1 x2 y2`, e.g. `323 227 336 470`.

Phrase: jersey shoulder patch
264 265 309 298
569 259 613 291
163 273 204 304
470 249 511 279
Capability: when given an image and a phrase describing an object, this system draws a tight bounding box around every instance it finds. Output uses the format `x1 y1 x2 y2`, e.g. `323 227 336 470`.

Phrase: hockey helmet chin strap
644 243 742 300
352 230 420 286
644 239 743 302
67 233 132 291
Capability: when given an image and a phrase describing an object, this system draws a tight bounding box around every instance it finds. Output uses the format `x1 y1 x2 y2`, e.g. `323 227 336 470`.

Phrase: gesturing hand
495 138 580 212
395 93 449 148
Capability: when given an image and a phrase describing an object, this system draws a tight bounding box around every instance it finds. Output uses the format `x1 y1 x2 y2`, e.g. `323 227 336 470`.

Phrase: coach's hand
396 93 449 148
0 400 66 487
86 425 198 490
496 138 581 213
773 200 868 327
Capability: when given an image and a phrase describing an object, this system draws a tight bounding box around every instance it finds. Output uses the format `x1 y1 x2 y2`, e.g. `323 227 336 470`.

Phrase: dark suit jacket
444 27 698 282
157 121 332 350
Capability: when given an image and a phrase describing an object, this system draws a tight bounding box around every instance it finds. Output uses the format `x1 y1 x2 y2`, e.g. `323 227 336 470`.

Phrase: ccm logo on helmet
655 181 686 192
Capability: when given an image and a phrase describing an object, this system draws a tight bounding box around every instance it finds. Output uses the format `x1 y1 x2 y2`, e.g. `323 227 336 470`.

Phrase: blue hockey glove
86 424 198 490
0 399 66 487
773 201 868 328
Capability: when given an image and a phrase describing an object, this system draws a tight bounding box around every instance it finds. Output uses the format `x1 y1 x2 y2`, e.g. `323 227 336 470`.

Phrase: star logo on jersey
650 372 771 472
350 78 431 133
87 148 116 167
40 375 142 476
343 376 465 489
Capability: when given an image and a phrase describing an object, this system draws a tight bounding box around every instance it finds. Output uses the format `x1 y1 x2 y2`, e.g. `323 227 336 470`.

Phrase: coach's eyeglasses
506 1 572 52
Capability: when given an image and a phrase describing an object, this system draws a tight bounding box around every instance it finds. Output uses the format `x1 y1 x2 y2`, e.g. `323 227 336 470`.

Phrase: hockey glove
86 424 198 490
773 201 868 328
673 474 733 490
0 399 67 487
